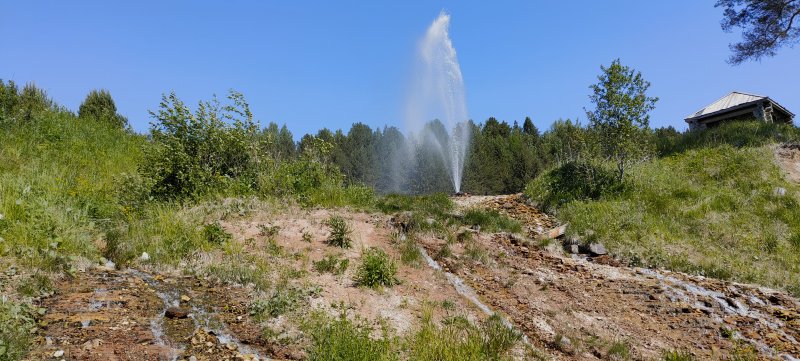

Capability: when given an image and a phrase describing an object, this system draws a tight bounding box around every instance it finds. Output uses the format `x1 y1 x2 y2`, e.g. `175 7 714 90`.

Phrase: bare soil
23 195 800 360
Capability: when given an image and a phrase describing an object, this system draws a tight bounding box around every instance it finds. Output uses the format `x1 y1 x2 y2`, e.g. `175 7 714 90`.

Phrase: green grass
305 310 397 361
528 143 800 296
355 248 399 289
406 313 520 361
462 209 522 234
0 299 43 361
661 349 694 361
313 254 349 275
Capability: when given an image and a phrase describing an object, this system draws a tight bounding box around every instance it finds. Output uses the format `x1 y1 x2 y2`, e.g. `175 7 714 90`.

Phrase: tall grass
529 143 800 295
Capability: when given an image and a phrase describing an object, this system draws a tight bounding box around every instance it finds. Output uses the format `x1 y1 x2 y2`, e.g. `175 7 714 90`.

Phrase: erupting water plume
406 11 470 193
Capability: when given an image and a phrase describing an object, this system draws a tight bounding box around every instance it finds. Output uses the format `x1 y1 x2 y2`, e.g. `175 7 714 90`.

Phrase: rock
180 295 191 302
570 244 580 254
774 187 787 197
588 242 607 256
53 350 65 358
165 307 190 319
542 224 567 239
140 252 150 261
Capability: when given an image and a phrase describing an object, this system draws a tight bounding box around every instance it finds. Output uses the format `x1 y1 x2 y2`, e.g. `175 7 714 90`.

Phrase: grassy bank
527 122 800 296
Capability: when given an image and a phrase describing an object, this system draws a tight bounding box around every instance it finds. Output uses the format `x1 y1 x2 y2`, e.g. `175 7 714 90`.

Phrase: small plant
18 273 53 298
250 287 305 320
481 314 521 358
258 224 281 238
356 248 399 289
465 241 488 263
719 326 735 339
662 349 694 361
607 340 631 361
302 231 313 243
326 215 353 248
399 238 422 267
313 254 349 275
435 244 452 261
203 222 231 245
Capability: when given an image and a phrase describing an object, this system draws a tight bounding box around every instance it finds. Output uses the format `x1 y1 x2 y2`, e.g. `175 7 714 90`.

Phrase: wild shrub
141 91 262 200
355 248 399 288
0 81 56 123
78 89 127 128
325 216 353 248
526 161 623 210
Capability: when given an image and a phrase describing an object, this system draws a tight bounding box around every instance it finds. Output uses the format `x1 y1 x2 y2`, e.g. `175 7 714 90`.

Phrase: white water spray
407 11 470 193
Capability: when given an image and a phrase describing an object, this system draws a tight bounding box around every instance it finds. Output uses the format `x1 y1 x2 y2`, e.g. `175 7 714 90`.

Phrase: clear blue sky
2 1 798 136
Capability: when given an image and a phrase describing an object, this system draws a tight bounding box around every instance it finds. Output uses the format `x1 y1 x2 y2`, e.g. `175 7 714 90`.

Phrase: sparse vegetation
462 208 522 233
399 237 422 267
325 215 353 248
662 349 694 361
313 254 350 275
355 248 399 288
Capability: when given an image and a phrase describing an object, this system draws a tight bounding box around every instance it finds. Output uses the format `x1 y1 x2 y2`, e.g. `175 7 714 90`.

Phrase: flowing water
407 11 471 192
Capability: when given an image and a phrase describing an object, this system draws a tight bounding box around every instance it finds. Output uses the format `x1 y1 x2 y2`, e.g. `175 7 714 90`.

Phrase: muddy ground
19 195 800 360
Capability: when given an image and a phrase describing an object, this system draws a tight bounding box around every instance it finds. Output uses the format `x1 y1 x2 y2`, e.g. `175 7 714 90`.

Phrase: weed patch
355 248 399 288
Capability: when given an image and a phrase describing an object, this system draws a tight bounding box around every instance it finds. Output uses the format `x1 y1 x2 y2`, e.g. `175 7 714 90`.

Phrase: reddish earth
22 194 800 360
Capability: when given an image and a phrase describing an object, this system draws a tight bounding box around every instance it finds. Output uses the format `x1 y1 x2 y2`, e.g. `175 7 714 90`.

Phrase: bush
141 91 262 200
325 216 353 248
661 349 694 361
78 89 127 128
355 248 399 288
526 161 623 210
0 81 56 123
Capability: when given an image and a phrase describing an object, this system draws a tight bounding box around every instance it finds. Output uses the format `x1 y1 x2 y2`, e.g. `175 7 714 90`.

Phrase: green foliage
586 59 658 180
355 248 399 288
526 161 623 210
0 80 57 124
78 89 127 128
665 120 800 155
376 193 453 218
407 313 520 361
530 144 800 296
203 222 231 245
141 91 262 200
305 310 396 361
325 216 353 248
250 287 306 320
462 209 522 233
0 299 43 361
313 254 349 275
17 273 53 298
399 237 422 267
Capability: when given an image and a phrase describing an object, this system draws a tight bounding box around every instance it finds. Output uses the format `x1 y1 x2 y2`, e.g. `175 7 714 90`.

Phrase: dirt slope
22 195 800 360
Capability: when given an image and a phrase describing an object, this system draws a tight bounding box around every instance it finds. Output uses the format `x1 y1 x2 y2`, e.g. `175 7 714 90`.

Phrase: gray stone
588 242 607 256
774 187 787 197
570 244 580 254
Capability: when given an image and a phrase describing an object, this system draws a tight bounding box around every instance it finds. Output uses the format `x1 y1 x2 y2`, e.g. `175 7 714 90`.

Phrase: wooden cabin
685 92 794 131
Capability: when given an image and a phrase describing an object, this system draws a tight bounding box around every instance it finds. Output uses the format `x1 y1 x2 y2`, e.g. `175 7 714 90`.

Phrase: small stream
416 243 531 345
127 269 267 360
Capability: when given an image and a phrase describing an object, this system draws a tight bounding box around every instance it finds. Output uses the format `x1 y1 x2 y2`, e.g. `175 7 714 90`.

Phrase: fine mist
405 11 471 193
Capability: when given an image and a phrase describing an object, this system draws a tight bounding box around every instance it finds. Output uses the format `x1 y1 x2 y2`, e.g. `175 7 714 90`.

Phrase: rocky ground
17 194 800 360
